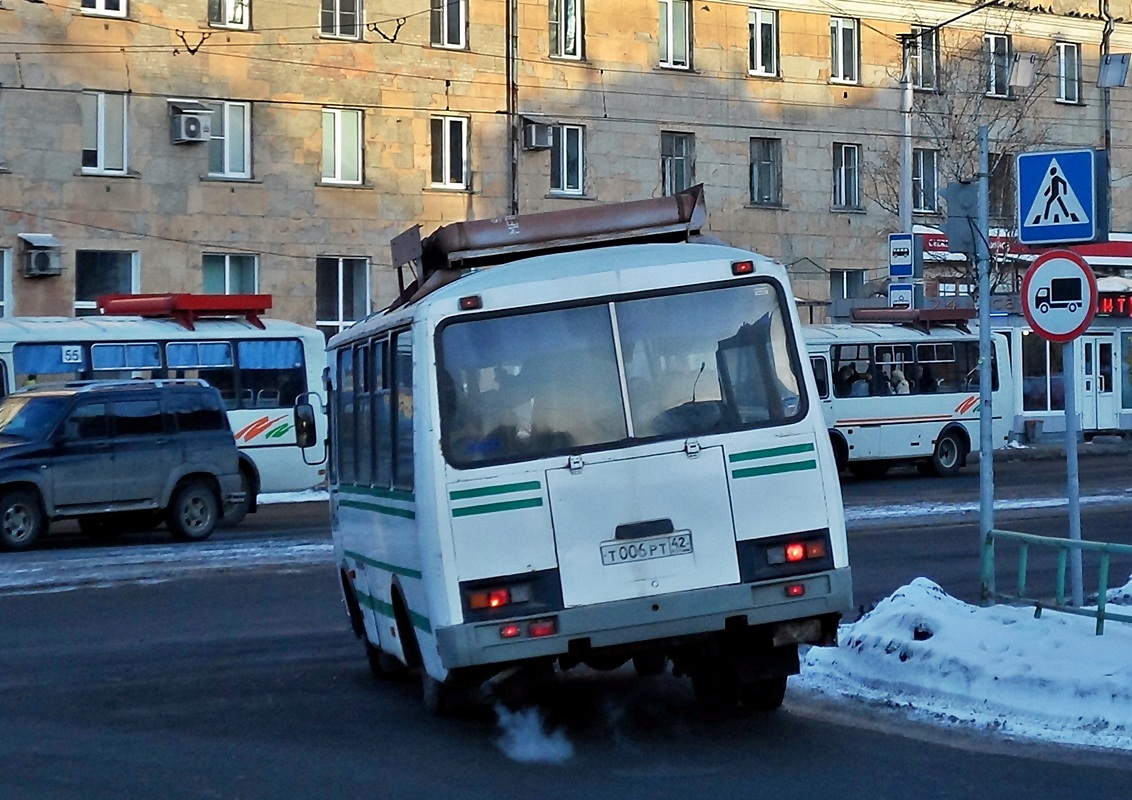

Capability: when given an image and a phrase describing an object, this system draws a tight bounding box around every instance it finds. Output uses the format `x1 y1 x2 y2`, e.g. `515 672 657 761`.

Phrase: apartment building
0 0 1128 330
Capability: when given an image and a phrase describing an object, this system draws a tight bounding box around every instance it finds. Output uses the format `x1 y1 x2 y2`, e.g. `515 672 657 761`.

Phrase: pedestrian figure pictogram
1023 157 1089 228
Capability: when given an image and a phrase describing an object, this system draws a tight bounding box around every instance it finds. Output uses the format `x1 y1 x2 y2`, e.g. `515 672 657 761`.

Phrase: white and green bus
304 187 853 713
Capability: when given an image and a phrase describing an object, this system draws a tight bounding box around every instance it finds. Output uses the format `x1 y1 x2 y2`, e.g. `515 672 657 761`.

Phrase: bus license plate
600 532 694 566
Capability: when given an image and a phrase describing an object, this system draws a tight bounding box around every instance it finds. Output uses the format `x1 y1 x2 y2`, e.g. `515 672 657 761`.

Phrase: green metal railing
981 529 1132 635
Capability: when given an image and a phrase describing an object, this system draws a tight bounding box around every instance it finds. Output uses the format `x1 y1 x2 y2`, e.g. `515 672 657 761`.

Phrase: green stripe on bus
729 443 816 463
449 480 541 501
355 590 432 633
731 459 818 479
344 549 423 580
339 484 415 503
339 498 417 520
451 497 544 517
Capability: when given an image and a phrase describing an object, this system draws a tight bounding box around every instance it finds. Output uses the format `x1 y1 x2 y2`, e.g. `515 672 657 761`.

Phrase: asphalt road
2 453 1131 798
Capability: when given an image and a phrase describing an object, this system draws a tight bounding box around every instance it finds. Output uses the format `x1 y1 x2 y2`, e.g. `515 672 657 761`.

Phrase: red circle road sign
1021 249 1098 343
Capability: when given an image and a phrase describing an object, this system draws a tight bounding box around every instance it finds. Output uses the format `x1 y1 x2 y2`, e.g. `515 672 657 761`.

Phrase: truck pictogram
1035 277 1082 314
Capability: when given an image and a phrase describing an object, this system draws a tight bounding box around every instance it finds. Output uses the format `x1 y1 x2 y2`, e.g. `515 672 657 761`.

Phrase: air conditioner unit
171 113 212 144
24 249 62 278
522 122 554 150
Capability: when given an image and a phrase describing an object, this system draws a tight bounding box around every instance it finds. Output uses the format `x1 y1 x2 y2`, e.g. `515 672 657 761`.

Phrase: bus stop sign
1021 250 1098 342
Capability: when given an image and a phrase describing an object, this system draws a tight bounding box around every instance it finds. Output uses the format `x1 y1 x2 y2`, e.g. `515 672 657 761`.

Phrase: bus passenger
890 369 910 395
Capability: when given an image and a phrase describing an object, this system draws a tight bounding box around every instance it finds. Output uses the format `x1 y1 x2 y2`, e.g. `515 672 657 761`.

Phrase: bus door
1081 335 1116 431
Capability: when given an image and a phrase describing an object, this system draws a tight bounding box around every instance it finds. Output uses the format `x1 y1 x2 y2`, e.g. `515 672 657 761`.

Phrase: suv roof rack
388 184 713 309
96 294 272 330
849 306 976 333
17 379 212 393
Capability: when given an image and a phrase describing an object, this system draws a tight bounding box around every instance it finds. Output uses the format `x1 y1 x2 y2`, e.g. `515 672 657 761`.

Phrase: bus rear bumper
435 567 853 670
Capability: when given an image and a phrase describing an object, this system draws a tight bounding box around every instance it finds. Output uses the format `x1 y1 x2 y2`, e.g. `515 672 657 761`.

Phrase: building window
937 281 974 297
985 33 1012 97
910 26 938 90
430 116 468 189
209 0 248 28
748 8 777 77
830 269 865 301
659 0 690 69
75 251 136 316
660 131 694 195
832 142 860 209
0 249 10 319
989 152 1015 219
550 0 581 59
749 137 782 206
206 101 251 179
830 17 858 84
1057 42 1081 103
321 0 361 39
1022 331 1065 412
203 254 257 294
431 0 466 49
81 0 126 17
316 257 370 339
81 91 127 175
321 108 363 185
912 148 938 212
551 125 584 195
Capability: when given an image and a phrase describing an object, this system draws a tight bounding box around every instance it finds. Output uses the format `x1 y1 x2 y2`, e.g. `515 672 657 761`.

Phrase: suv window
111 398 165 437
63 402 109 440
166 391 228 432
0 396 70 440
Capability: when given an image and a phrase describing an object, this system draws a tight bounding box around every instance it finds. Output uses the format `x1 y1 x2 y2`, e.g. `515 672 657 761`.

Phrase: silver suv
0 380 245 551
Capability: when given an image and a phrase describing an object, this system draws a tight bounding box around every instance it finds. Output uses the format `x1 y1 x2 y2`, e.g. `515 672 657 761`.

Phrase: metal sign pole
1064 343 1084 606
977 127 994 551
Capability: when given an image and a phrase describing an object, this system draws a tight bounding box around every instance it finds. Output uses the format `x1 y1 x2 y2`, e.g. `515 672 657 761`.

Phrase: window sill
656 63 694 73
316 180 372 189
202 175 260 184
426 184 473 194
830 79 860 87
985 93 1015 100
549 54 586 63
829 205 866 214
80 10 128 18
745 202 787 211
207 21 251 31
431 42 469 51
547 191 593 200
319 33 364 42
1055 98 1085 107
76 169 138 179
748 72 782 81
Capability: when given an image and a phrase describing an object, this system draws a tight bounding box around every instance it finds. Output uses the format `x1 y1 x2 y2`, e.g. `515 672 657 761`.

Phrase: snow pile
797 577 1132 751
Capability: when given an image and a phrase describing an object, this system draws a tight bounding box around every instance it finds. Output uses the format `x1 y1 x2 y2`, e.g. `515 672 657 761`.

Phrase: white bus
303 187 853 714
803 313 1013 478
0 294 327 524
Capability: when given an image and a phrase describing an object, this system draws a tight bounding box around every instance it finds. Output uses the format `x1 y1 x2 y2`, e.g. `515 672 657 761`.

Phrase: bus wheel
365 640 406 681
0 490 44 552
422 674 459 716
739 676 788 712
930 430 967 477
691 660 740 712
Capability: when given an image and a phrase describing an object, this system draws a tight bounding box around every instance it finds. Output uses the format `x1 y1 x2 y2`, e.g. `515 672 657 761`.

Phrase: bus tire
167 479 220 542
930 429 967 477
0 490 44 552
365 640 407 681
691 660 740 713
829 433 849 472
739 676 788 712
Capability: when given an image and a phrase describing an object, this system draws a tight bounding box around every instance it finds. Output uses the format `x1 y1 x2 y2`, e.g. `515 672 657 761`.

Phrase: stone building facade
1 0 1129 330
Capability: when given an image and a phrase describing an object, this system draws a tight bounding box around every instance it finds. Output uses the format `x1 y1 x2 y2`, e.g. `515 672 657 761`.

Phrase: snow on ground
796 576 1132 752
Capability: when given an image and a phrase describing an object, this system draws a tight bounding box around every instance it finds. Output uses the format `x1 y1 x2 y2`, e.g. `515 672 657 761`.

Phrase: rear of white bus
430 246 852 708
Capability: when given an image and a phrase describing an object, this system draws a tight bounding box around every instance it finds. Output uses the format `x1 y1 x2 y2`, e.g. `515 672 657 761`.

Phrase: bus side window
392 332 413 491
810 357 829 399
236 340 306 410
374 340 392 487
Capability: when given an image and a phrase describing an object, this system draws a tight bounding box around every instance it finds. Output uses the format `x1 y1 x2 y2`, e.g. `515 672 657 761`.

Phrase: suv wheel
167 480 219 542
0 490 44 552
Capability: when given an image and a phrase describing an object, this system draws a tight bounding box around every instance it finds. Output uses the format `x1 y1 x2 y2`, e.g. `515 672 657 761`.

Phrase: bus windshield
438 281 805 466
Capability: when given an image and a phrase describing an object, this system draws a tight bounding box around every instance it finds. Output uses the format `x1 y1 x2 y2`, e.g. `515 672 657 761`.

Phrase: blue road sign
889 233 913 278
1016 149 1096 245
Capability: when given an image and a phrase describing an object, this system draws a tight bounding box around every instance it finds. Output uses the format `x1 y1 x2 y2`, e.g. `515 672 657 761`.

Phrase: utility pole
899 33 914 236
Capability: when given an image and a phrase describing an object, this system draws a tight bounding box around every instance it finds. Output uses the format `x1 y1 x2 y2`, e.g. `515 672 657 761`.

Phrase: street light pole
899 34 914 236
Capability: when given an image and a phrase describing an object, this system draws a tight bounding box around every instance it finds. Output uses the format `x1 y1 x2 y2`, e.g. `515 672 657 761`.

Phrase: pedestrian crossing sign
1016 149 1097 245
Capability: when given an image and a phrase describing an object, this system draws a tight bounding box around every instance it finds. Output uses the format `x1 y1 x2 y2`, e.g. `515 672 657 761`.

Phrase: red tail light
731 260 755 275
785 542 806 562
528 619 557 638
785 583 806 597
500 624 521 639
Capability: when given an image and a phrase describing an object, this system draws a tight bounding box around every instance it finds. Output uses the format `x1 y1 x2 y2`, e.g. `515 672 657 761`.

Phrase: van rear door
546 446 739 607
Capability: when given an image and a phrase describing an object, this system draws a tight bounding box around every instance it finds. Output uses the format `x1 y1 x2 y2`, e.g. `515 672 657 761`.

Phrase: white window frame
321 108 363 185
912 148 938 212
749 137 782 206
550 124 584 195
549 0 582 59
209 0 249 29
81 0 126 18
431 0 467 49
81 91 128 176
659 0 690 69
832 142 860 209
830 17 859 84
830 269 865 301
203 253 258 294
0 249 11 318
1057 41 1081 103
985 33 1012 98
73 251 140 316
206 101 252 179
316 256 371 337
430 116 469 190
938 281 974 297
748 8 778 77
321 0 362 40
910 26 938 90
660 131 694 196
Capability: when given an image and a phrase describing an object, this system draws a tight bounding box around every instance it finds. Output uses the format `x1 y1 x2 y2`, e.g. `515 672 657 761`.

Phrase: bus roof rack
96 293 272 330
849 306 976 332
388 184 713 309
